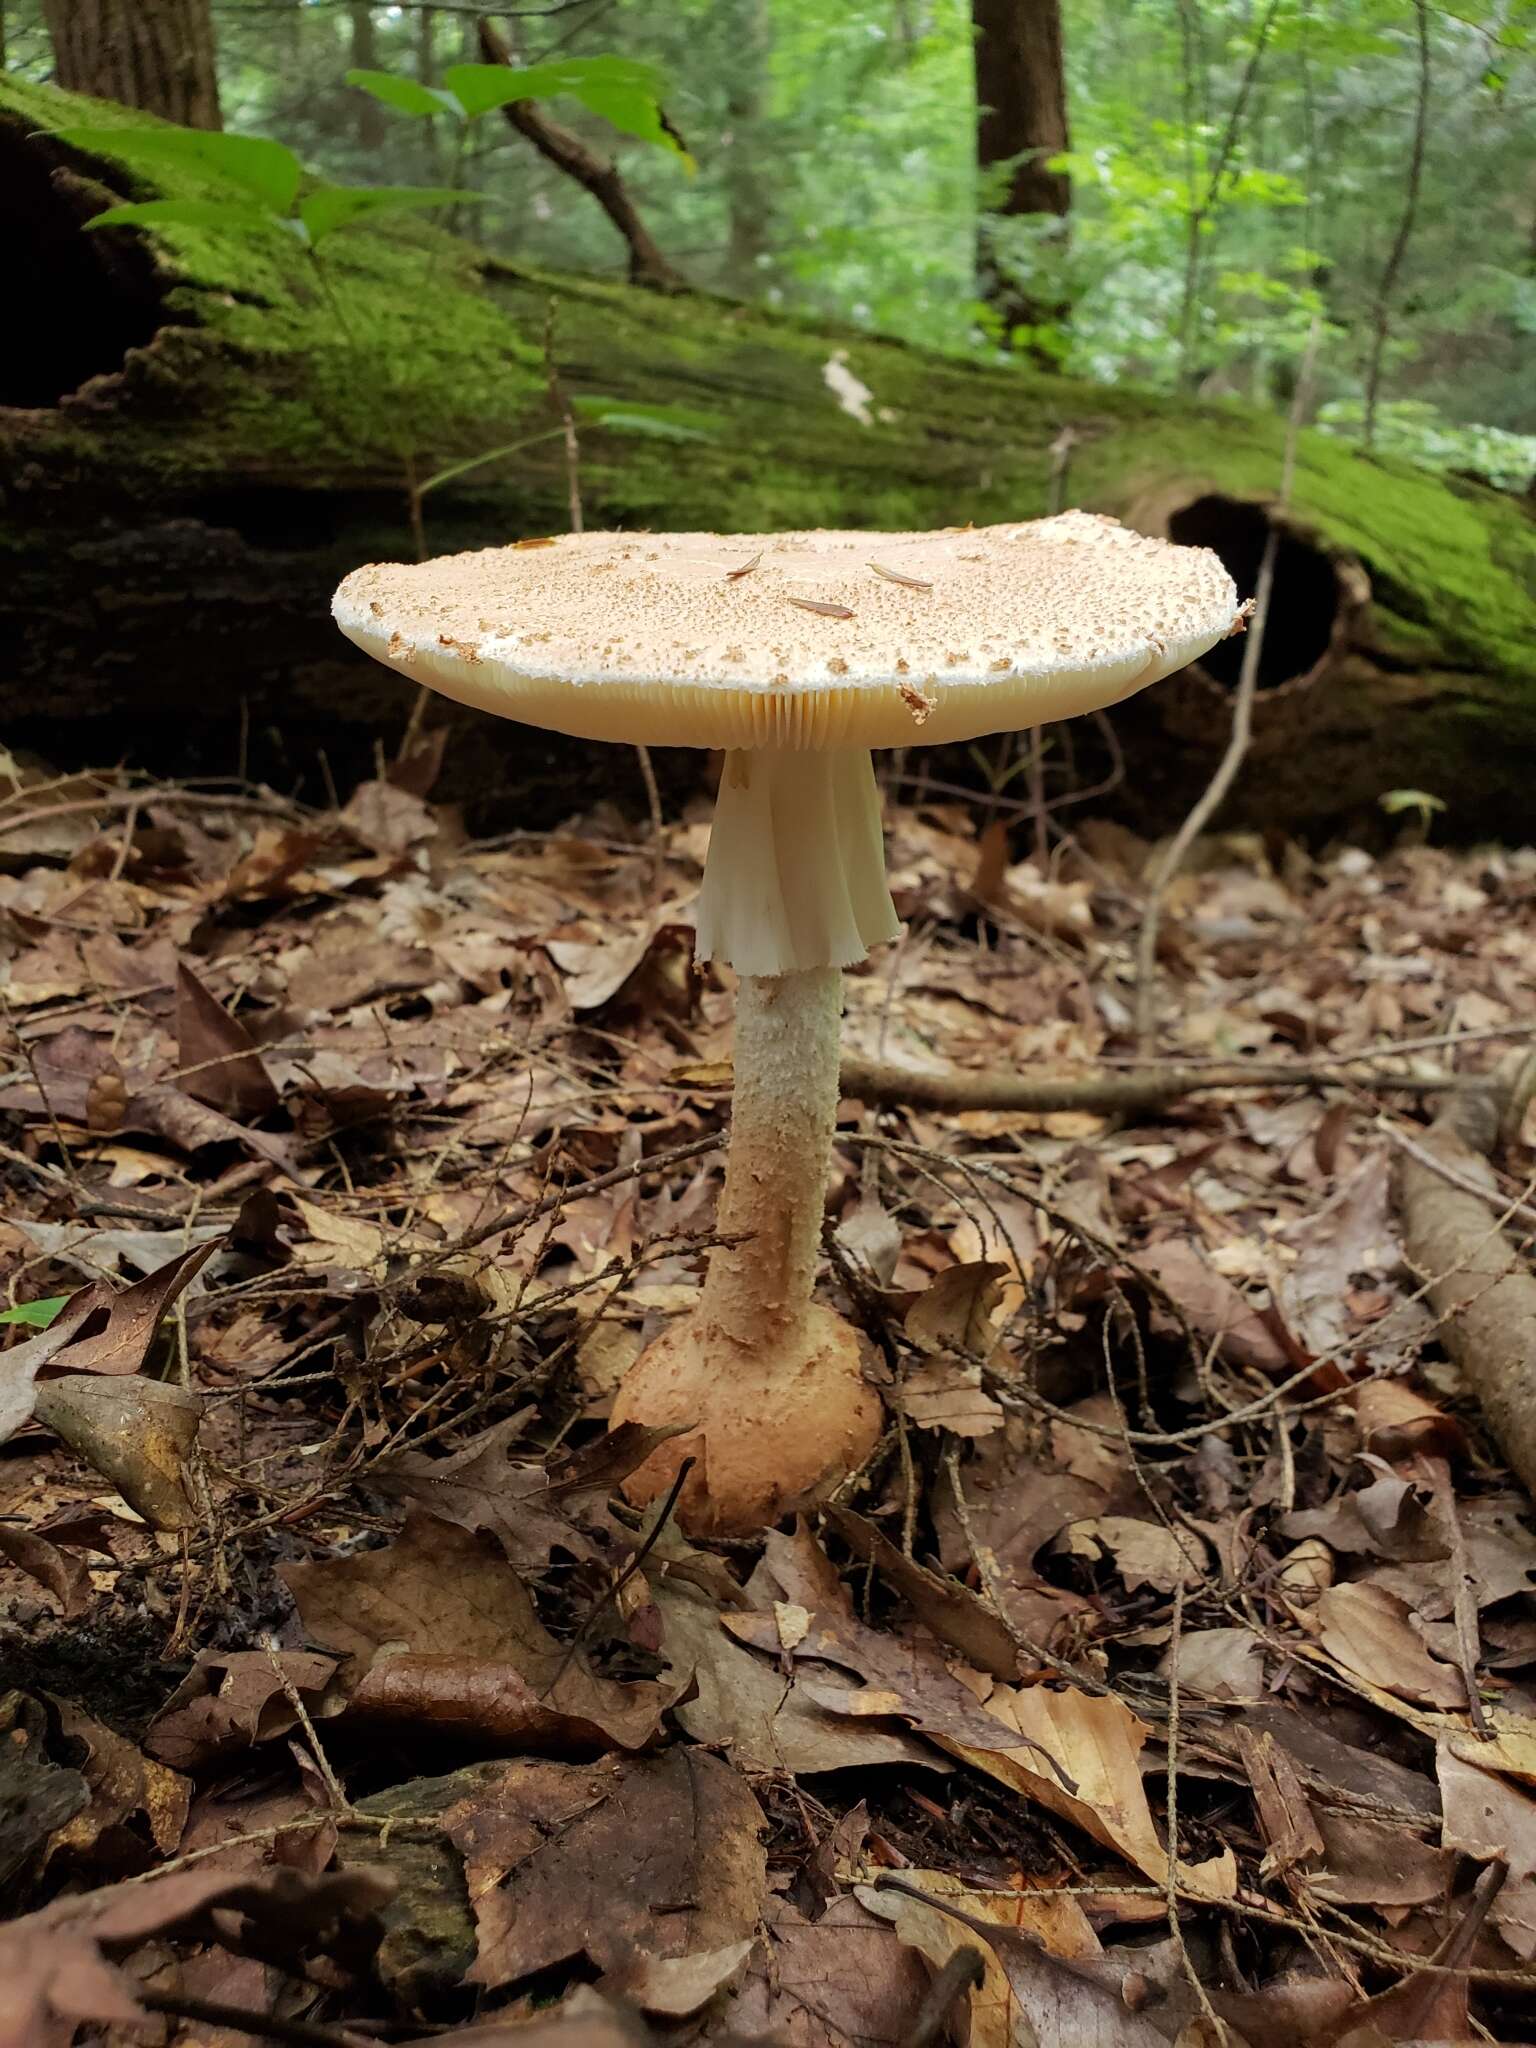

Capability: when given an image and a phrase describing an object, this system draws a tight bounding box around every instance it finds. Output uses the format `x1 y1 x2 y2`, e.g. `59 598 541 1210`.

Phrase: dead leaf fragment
175 961 279 1119
440 1750 766 1993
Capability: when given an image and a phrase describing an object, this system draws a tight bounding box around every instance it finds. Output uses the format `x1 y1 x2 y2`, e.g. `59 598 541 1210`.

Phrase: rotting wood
1397 1057 1536 1501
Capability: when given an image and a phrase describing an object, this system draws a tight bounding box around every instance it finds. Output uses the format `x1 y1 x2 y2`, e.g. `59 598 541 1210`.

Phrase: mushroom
333 513 1243 1534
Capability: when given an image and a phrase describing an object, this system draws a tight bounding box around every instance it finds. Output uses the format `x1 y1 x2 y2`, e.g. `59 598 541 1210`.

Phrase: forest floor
2 744 1536 2048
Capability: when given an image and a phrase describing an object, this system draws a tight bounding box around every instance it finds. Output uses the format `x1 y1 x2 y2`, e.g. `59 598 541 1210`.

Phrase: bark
1397 1064 1536 1503
42 0 221 130
971 0 1070 360
476 17 682 292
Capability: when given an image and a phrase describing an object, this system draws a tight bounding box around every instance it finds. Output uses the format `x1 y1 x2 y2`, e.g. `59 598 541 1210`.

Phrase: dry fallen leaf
439 1750 766 1994
1311 1580 1466 1711
283 1510 679 1752
936 1682 1237 1900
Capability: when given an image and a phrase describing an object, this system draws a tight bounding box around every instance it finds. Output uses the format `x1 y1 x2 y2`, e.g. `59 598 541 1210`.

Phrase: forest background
6 0 1535 495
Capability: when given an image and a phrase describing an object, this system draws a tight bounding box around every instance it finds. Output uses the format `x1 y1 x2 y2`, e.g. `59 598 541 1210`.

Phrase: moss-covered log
3 75 1534 837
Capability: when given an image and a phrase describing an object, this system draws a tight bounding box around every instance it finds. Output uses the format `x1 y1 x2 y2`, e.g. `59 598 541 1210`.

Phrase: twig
841 1051 1453 1115
1134 311 1321 1049
899 1946 987 2048
477 15 682 289
262 1636 352 1811
136 1993 379 2048
542 1455 695 1693
1382 1117 1536 1230
1363 0 1432 448
1177 0 1284 381
1163 1579 1229 2041
1418 1455 1489 1737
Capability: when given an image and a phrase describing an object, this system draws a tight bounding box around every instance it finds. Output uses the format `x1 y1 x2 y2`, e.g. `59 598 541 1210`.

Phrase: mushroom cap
333 511 1244 751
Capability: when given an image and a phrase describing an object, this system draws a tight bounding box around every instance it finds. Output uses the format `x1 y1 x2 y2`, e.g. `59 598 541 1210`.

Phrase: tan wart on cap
334 512 1243 1534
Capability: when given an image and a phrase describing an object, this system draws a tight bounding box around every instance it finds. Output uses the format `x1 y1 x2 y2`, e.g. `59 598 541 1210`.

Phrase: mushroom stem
698 964 843 1350
694 746 900 977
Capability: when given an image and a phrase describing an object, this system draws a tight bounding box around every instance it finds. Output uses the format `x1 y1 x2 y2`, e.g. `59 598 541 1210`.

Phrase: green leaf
54 125 302 212
0 1296 68 1329
441 57 687 159
572 395 722 440
418 425 567 499
345 68 462 120
297 184 492 247
1380 788 1447 816
86 197 280 236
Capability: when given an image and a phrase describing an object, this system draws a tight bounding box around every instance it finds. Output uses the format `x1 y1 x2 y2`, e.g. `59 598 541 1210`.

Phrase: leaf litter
3 759 1536 2041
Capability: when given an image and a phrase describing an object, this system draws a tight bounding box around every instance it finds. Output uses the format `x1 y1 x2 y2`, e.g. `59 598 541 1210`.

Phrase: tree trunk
2 74 1533 841
350 2 386 152
42 0 221 130
971 0 1070 363
723 0 772 293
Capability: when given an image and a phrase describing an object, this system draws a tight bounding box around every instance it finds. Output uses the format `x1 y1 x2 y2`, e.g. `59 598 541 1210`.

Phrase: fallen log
3 75 1534 837
1397 1064 1536 1500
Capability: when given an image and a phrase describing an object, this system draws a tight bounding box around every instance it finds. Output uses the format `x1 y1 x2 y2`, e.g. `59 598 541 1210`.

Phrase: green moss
0 73 542 480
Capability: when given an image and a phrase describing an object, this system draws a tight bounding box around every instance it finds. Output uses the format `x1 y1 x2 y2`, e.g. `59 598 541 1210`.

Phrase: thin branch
1362 0 1432 448
1134 311 1321 1049
476 15 682 290
1177 0 1284 383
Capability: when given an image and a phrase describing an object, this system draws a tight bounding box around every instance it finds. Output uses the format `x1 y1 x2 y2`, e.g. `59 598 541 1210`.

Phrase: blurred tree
350 3 386 151
972 0 1071 361
42 0 222 128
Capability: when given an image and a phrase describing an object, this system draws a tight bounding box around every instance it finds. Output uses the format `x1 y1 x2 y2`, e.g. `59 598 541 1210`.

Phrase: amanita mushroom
334 514 1242 1534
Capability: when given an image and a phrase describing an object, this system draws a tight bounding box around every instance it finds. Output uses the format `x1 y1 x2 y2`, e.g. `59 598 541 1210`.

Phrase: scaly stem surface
698 965 842 1352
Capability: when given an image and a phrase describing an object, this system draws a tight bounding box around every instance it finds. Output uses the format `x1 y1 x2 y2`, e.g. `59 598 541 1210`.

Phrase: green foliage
1318 398 1536 491
347 56 690 163
57 121 486 249
0 1297 68 1329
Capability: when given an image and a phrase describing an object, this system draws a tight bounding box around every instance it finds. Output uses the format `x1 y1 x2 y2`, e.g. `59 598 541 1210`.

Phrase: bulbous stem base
610 1302 881 1536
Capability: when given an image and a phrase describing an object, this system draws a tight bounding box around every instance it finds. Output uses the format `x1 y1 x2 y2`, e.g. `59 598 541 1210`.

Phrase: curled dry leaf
146 1650 349 1771
935 1682 1237 1901
2 1235 224 1449
702 1892 933 2048
1058 1515 1209 1595
657 1580 938 1775
905 1258 1007 1359
858 1867 1170 2048
42 1694 189 1868
175 960 279 1120
1131 1236 1291 1376
377 1413 689 1573
0 1522 93 1617
1438 1743 1536 1959
32 1374 201 1531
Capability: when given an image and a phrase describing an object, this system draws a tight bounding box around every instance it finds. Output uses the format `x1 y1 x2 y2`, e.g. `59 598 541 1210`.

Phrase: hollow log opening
0 129 165 406
1168 494 1342 690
